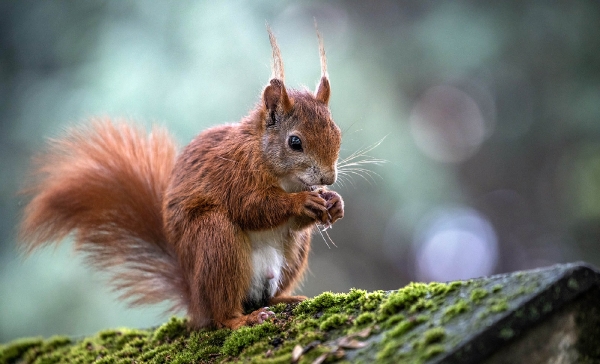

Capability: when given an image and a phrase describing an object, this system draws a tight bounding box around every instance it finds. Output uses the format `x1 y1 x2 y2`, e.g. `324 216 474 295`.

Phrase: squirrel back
19 120 190 312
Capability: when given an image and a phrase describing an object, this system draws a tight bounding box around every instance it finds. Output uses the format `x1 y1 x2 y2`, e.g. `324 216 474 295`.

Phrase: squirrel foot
251 307 276 325
219 307 275 329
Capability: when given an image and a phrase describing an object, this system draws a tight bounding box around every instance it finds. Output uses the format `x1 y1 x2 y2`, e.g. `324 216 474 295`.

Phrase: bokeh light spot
409 85 490 163
414 206 498 282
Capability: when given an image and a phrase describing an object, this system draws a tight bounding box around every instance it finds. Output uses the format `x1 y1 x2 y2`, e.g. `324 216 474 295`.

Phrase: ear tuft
315 20 328 79
314 21 330 105
267 25 285 81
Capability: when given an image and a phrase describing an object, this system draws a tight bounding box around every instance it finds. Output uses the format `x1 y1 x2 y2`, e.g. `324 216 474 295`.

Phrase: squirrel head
260 27 341 193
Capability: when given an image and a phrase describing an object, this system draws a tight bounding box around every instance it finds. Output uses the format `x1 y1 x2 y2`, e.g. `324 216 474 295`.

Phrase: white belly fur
245 223 292 304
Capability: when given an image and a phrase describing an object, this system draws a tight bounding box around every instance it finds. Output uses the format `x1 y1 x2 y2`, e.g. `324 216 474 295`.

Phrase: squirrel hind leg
176 211 255 330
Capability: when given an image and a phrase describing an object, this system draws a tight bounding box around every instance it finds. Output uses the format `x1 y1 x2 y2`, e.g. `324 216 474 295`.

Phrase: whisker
334 176 346 188
338 147 366 165
315 226 331 249
338 152 385 167
336 172 355 185
338 136 387 165
339 167 383 180
339 169 380 185
340 122 361 137
337 158 386 169
338 167 381 180
334 136 387 188
334 174 354 188
323 229 337 248
342 172 374 185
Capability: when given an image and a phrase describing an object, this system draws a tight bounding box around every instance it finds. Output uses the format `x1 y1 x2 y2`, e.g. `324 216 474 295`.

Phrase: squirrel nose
320 171 336 185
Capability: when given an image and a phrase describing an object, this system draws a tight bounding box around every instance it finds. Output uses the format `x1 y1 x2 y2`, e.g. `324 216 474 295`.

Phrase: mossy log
2 262 599 363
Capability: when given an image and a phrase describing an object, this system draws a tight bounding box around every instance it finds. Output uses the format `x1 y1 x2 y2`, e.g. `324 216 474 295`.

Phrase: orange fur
19 30 343 330
19 120 189 312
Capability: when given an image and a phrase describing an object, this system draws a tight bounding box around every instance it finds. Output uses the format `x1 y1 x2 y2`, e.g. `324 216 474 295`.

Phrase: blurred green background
1 1 600 342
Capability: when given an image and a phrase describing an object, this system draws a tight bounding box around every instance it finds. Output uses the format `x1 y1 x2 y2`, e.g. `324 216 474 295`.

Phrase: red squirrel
18 28 344 330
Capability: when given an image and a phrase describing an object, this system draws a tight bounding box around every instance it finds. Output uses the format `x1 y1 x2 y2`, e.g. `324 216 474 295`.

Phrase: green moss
347 288 367 302
358 290 385 311
376 340 403 361
423 344 445 359
427 282 451 296
296 317 319 331
378 283 429 319
1 265 570 363
409 297 436 313
422 327 446 344
221 322 278 356
489 298 509 313
195 327 230 347
290 289 364 318
297 330 325 345
0 313 281 363
387 319 417 339
355 312 376 326
138 344 171 362
443 299 470 321
319 313 349 331
447 281 464 291
239 339 272 357
294 291 351 315
382 314 405 329
270 302 287 314
416 314 430 324
470 288 488 303
0 337 43 363
151 316 187 343
42 335 71 351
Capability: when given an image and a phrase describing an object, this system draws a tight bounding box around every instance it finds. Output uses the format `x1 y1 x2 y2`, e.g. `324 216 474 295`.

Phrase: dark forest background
1 1 599 342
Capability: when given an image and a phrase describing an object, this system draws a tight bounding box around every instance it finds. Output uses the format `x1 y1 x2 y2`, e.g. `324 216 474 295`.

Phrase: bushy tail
19 119 190 313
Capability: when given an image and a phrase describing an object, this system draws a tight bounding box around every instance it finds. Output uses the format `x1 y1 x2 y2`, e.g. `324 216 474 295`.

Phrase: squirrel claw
256 308 276 324
320 212 333 230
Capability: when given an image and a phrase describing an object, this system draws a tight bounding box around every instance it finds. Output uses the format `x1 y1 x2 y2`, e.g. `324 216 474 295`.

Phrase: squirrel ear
263 78 293 114
315 76 330 105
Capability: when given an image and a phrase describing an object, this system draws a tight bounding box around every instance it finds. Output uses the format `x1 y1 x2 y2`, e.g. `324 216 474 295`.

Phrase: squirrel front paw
296 191 329 224
319 190 344 226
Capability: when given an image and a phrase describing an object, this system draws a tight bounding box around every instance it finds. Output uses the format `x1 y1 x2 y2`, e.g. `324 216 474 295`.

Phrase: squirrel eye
288 135 303 152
